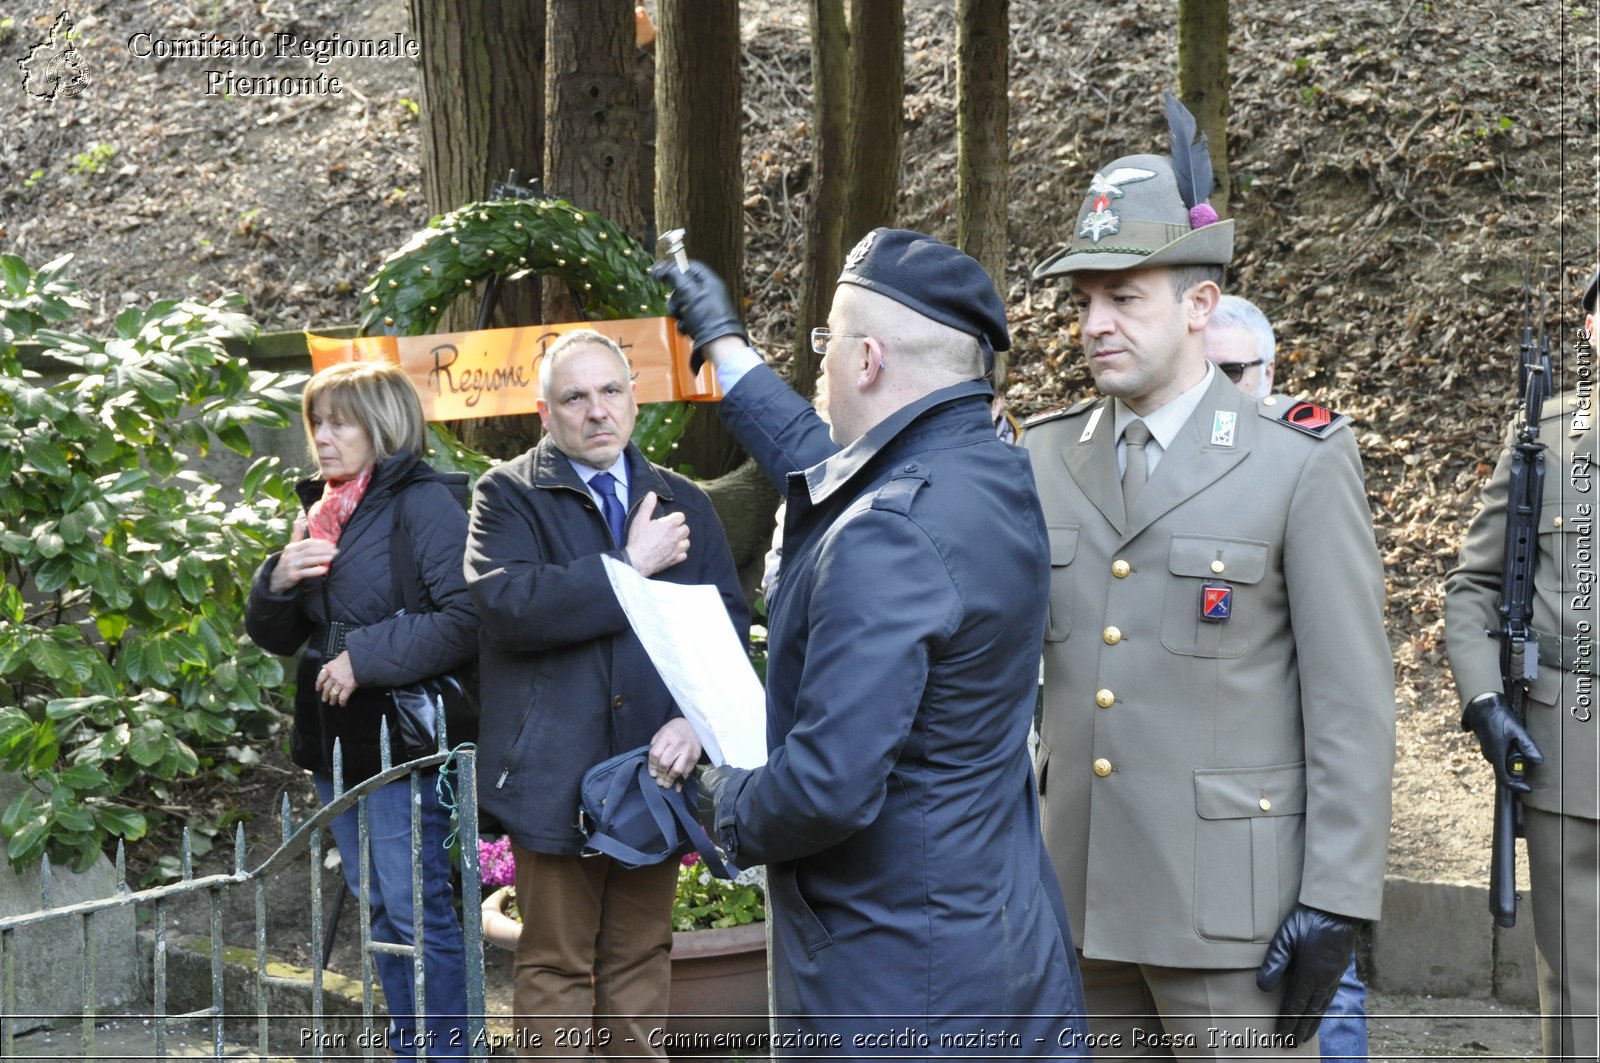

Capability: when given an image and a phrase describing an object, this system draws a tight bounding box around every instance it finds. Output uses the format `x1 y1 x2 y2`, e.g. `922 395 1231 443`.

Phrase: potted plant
477 839 769 1037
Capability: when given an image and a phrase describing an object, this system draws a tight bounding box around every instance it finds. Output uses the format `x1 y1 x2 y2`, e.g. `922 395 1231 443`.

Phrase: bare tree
410 0 545 455
844 0 904 244
956 0 1009 296
1177 0 1231 215
790 0 851 404
656 0 747 480
545 0 642 323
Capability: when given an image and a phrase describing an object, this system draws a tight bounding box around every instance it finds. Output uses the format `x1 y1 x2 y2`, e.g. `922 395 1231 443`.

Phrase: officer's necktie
1121 419 1152 512
590 471 627 546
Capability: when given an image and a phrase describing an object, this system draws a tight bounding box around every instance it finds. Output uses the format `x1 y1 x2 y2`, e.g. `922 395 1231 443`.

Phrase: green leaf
59 763 109 790
114 364 180 406
128 719 167 767
92 805 147 840
21 435 70 478
25 636 71 679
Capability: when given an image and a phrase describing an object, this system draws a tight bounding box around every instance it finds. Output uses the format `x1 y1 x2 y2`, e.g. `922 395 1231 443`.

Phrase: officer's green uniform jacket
1444 389 1598 819
1025 370 1396 969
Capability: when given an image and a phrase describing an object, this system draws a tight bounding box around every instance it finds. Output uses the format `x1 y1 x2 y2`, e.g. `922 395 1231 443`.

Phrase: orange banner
304 318 719 422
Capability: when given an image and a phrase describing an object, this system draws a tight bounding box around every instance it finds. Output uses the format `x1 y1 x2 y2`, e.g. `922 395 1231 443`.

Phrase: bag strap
388 496 425 616
667 779 738 880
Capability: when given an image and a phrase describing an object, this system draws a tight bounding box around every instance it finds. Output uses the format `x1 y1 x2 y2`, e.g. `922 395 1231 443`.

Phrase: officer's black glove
1255 903 1361 1047
1461 692 1544 793
695 763 744 842
649 259 748 375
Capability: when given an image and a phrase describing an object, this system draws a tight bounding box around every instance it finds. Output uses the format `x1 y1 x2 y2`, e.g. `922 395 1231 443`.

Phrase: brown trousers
1078 954 1319 1060
510 844 677 1060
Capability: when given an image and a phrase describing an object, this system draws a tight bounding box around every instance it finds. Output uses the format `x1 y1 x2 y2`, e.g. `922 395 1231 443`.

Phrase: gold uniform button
1263 396 1277 407
1111 559 1131 579
1095 688 1115 708
1210 560 1225 574
1554 516 1564 528
1093 758 1113 777
1103 626 1122 645
1259 797 1272 812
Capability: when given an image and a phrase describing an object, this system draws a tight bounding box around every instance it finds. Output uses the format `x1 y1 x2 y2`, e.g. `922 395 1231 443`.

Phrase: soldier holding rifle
1444 269 1599 1061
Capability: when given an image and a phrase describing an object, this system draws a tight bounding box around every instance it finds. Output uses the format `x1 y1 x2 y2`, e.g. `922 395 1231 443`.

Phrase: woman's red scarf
306 465 373 544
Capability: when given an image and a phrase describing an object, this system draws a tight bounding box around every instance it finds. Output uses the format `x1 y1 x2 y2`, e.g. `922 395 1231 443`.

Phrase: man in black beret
652 230 1090 1056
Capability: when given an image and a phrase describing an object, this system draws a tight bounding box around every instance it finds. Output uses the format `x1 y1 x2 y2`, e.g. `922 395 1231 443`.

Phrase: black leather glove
649 258 748 374
1256 903 1361 1047
695 763 745 843
1461 692 1544 793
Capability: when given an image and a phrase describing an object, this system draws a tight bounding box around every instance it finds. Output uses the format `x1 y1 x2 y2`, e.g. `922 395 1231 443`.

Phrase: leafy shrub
0 253 305 872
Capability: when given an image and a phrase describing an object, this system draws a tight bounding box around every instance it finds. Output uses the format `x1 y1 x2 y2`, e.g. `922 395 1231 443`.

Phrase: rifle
1488 277 1552 928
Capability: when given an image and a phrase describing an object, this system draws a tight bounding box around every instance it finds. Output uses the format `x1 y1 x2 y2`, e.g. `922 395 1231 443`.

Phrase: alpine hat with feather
1033 93 1234 278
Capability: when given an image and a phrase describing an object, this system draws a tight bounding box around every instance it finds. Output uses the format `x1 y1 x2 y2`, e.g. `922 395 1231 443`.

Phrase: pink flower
681 852 701 867
478 836 517 888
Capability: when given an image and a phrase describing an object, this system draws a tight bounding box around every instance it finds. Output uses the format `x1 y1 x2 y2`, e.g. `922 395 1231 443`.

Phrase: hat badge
843 230 877 271
1079 167 1157 243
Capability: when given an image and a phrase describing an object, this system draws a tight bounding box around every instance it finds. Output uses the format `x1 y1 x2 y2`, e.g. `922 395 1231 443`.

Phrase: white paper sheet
601 555 768 768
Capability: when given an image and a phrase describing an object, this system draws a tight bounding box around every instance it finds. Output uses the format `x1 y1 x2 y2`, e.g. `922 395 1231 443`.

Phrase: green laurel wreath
357 197 691 466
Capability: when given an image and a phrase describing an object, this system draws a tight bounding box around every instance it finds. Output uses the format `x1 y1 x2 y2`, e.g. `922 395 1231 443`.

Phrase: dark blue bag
577 746 738 879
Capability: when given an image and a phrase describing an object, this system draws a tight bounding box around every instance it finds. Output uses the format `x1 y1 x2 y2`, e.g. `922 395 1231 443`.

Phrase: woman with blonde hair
246 360 475 1058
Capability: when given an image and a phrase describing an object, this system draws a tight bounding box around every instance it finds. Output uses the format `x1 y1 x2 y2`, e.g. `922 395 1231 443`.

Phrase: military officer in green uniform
1444 270 1599 1061
1024 99 1397 1057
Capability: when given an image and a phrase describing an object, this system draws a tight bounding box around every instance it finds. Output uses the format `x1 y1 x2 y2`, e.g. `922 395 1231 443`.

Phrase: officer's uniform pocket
1193 763 1306 942
1160 534 1269 659
1045 525 1079 642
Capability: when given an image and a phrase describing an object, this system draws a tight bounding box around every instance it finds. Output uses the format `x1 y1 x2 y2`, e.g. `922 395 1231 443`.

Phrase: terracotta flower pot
668 921 769 1041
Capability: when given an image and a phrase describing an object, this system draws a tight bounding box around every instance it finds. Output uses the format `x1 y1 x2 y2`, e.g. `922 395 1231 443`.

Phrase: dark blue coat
464 438 749 855
715 366 1089 1056
245 453 479 783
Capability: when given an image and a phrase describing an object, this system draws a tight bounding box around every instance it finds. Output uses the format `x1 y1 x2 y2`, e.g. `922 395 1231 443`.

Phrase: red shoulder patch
1276 400 1349 439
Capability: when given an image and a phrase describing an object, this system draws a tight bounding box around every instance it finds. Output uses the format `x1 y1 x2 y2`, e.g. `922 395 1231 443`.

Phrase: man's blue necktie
590 471 627 547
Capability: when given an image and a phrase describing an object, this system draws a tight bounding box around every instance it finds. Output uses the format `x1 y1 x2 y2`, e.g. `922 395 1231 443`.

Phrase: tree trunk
702 459 784 601
410 0 545 458
791 0 851 404
956 0 1009 298
1177 0 1231 217
843 0 903 245
656 0 746 479
545 0 642 325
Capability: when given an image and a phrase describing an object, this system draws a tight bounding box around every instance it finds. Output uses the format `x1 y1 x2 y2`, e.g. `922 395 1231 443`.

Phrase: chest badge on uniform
1200 581 1233 622
1211 410 1237 447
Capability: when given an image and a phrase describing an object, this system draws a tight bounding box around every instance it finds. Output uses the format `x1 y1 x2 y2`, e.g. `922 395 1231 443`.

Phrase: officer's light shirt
1112 363 1217 476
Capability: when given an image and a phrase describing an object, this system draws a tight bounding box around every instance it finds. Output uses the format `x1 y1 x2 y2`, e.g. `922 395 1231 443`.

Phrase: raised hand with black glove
695 763 748 853
649 259 748 374
1460 692 1544 792
1255 903 1362 1047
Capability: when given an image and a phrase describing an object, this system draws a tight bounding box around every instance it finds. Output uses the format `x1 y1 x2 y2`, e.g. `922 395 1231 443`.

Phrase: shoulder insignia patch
1025 397 1102 427
1271 399 1350 439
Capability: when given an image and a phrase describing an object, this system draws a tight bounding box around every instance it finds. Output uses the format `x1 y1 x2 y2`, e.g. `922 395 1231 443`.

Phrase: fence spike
281 792 292 843
378 715 392 773
234 821 247 875
39 853 52 910
114 840 129 896
436 696 448 754
181 826 193 881
332 736 345 798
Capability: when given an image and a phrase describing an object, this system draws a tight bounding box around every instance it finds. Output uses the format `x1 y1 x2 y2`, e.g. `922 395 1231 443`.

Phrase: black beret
1584 268 1598 314
838 228 1011 356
